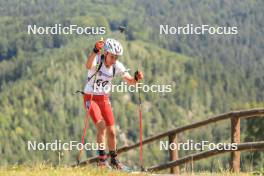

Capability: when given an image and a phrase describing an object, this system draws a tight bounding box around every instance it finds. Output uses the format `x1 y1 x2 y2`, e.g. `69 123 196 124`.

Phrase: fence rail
147 141 264 172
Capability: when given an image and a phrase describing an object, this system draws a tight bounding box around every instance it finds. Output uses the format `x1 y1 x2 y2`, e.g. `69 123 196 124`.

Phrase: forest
0 0 263 172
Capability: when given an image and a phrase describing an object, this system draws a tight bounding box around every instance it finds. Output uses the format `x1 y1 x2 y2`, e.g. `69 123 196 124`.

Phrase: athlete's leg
83 95 108 164
88 102 108 163
96 120 109 166
106 125 116 151
96 120 106 147
99 97 126 169
99 97 115 150
107 125 127 170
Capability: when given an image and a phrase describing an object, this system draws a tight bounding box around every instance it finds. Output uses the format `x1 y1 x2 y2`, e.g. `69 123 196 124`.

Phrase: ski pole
76 93 94 165
138 84 144 170
135 70 145 171
76 49 101 165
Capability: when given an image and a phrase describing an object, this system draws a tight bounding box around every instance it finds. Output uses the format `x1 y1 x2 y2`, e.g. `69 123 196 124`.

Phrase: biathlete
83 38 143 169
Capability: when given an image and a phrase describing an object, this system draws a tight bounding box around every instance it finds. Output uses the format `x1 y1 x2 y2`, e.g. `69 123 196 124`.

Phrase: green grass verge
0 165 148 176
0 165 262 176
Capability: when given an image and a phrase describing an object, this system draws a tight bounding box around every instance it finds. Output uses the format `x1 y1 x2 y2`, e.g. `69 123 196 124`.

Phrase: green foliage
0 0 263 172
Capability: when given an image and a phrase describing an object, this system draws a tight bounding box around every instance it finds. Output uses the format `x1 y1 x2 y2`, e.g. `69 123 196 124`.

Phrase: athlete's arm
123 73 137 85
123 71 143 85
86 39 104 69
86 52 97 69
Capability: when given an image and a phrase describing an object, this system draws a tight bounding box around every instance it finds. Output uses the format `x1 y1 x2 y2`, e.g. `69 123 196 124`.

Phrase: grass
0 165 262 176
0 165 148 176
180 172 258 176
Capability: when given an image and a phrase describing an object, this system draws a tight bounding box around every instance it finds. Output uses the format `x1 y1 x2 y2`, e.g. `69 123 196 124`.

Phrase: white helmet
104 38 123 56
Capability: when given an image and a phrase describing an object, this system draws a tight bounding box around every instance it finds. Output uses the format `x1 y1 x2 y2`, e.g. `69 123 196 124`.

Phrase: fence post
231 116 240 172
168 133 179 174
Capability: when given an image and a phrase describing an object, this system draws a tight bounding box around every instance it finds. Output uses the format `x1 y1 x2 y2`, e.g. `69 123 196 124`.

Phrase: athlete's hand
93 38 104 53
134 70 144 82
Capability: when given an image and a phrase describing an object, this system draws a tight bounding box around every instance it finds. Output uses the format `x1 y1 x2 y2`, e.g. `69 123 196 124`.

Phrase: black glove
134 70 139 81
93 47 99 53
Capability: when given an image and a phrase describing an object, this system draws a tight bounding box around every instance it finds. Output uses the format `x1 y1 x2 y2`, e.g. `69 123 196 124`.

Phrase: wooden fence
76 108 264 174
